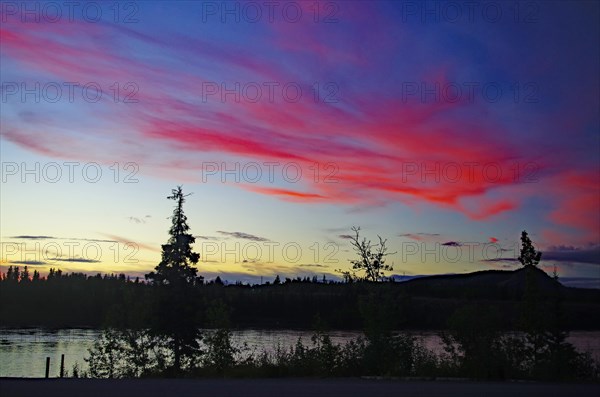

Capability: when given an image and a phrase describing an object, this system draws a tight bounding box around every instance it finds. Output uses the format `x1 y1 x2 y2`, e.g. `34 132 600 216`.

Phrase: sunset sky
1 1 598 287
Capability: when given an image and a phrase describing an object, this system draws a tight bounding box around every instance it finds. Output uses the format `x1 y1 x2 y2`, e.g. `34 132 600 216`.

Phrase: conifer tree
518 230 542 267
146 186 202 374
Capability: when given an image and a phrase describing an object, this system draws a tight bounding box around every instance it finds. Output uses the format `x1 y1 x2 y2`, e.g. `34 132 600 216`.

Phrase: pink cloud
1 5 597 243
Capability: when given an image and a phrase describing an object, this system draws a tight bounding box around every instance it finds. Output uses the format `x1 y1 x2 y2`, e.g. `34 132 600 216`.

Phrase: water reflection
1 328 598 378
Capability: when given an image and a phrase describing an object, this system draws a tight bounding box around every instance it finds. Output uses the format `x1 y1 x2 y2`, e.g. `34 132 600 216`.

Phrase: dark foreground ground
1 378 599 397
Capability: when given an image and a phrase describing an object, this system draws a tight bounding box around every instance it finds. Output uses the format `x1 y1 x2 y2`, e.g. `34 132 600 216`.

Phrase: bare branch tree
346 226 395 282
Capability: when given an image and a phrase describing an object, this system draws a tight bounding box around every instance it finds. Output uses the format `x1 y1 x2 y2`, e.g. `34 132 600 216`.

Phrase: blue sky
1 1 598 286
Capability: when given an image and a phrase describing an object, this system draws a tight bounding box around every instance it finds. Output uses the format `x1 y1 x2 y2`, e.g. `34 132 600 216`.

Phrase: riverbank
2 328 600 378
1 378 599 397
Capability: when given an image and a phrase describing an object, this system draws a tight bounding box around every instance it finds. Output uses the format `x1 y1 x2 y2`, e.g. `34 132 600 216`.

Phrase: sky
1 1 599 287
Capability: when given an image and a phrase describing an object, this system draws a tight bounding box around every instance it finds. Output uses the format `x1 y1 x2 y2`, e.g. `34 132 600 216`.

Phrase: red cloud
1 6 597 241
241 186 326 202
100 234 160 254
545 172 600 244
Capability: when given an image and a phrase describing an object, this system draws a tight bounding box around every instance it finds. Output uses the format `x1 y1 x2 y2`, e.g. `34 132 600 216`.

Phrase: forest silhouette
2 187 599 380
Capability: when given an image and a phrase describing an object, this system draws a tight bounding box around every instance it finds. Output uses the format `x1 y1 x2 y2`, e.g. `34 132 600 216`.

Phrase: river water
1 328 599 378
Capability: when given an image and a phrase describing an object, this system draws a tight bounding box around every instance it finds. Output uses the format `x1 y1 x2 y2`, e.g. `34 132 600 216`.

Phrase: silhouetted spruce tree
20 266 30 283
518 231 542 267
516 232 588 379
146 186 202 375
6 266 15 283
517 230 548 371
12 266 20 282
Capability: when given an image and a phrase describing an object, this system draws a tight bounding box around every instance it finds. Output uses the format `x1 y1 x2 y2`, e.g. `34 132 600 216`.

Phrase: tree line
2 265 599 330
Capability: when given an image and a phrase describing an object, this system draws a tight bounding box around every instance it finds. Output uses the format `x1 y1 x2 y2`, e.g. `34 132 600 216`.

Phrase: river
1 328 599 378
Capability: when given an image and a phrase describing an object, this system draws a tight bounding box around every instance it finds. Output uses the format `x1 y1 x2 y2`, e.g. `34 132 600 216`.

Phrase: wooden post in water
60 354 65 378
45 357 50 378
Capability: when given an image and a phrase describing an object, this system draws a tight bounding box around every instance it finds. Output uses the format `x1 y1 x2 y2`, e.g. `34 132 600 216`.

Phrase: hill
399 266 565 299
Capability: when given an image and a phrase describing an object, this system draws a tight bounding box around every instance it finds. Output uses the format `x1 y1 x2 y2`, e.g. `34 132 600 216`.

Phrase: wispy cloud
9 235 119 243
398 233 441 242
128 215 151 224
0 11 544 221
1 2 598 247
54 258 101 263
559 277 600 289
100 234 160 253
442 241 463 247
480 258 519 263
195 235 220 241
216 231 270 242
10 235 55 240
9 260 46 265
542 246 600 265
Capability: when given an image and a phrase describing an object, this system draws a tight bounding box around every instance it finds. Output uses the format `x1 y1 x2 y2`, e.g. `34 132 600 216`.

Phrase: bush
85 328 169 378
